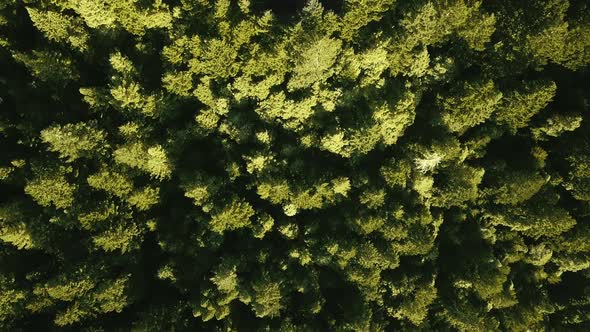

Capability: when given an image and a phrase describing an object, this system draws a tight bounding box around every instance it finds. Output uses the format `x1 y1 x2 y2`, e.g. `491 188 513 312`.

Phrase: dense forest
0 0 589 330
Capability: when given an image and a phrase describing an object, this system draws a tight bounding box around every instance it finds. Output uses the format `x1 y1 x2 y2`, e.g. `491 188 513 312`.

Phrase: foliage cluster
0 0 589 330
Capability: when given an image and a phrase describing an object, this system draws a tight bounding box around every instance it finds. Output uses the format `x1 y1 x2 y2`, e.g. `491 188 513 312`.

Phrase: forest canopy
0 0 589 330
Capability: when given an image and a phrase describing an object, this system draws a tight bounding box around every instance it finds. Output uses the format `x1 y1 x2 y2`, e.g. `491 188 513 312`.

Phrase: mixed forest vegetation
1 0 590 330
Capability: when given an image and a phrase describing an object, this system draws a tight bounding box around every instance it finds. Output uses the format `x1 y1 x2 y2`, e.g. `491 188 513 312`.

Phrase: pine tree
27 8 90 52
437 80 503 134
24 166 76 209
41 122 106 162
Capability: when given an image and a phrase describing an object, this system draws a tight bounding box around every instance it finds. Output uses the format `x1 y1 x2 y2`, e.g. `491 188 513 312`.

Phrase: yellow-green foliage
27 8 89 51
114 143 172 180
438 80 503 134
41 123 106 162
209 199 255 233
250 275 283 318
25 167 76 209
496 80 557 133
87 169 134 197
92 222 144 253
1 0 589 330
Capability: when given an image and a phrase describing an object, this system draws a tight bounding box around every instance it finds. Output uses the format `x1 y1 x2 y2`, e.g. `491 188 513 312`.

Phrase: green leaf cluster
0 0 589 330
